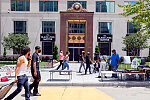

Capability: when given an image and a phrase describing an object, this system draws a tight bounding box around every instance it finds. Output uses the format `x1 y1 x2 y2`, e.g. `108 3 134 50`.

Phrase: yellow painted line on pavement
38 88 115 100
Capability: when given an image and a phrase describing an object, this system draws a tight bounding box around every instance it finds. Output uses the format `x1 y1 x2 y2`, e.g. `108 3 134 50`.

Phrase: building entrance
67 20 86 62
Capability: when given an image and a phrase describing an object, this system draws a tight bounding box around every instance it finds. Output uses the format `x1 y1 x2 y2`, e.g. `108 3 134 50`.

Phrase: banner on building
97 34 112 42
40 34 55 42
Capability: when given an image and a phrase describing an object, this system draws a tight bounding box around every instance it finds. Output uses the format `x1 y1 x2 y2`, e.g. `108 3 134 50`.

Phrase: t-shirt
111 53 120 67
31 52 40 72
86 55 90 64
80 54 84 61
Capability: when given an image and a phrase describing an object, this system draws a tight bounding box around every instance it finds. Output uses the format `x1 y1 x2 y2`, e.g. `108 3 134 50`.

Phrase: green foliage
53 45 59 61
118 0 150 35
95 45 99 56
3 47 7 57
2 33 31 54
122 33 149 56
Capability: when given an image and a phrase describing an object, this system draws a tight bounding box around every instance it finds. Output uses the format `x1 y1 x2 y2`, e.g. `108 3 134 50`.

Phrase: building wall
0 0 149 57
0 0 1 55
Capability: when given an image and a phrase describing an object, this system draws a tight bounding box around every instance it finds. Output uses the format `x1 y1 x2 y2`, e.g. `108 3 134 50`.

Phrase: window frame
127 22 140 34
42 21 55 34
39 0 58 12
14 21 27 34
96 1 115 13
98 22 112 34
10 0 30 11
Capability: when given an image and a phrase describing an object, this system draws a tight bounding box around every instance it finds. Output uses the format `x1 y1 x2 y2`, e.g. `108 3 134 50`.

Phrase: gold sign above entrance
68 34 85 43
67 3 88 12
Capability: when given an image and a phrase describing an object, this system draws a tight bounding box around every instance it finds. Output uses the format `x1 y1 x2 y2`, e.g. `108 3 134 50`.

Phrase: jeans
62 60 69 70
30 71 41 94
56 60 64 70
79 61 85 72
85 64 91 74
112 66 118 78
6 74 30 100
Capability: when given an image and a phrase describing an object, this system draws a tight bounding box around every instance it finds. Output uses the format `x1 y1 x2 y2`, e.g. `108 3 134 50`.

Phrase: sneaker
33 93 41 96
98 76 101 78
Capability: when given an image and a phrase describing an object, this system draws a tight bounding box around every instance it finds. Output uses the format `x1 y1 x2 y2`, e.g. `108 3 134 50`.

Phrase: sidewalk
0 63 150 87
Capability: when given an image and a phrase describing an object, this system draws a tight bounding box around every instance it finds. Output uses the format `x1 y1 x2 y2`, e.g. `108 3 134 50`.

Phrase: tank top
65 55 69 61
59 53 63 60
17 56 28 76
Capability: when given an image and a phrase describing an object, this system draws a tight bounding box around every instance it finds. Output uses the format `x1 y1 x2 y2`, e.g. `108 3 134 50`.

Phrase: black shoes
98 76 101 78
33 93 41 96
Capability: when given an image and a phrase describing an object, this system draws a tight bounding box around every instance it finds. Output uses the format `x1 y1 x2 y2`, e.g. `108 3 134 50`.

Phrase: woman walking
62 51 70 70
56 50 64 70
5 47 32 100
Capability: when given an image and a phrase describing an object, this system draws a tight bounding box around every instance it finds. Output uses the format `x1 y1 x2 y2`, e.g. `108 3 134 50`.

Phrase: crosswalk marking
38 87 115 100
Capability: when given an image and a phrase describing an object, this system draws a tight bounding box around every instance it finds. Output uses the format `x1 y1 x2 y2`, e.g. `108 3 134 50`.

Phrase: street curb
0 82 150 87
38 82 150 87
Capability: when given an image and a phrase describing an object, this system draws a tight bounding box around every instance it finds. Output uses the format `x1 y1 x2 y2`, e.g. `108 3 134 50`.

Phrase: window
98 43 111 55
69 23 85 33
67 1 87 9
14 21 26 34
127 22 140 34
96 2 115 12
124 2 137 5
11 0 30 11
39 0 58 12
127 48 140 56
42 21 55 34
99 22 112 34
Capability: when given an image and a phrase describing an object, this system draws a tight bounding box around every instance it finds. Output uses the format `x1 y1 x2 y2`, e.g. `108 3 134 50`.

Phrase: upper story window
42 21 55 34
69 23 85 33
39 0 58 12
11 0 30 11
67 1 87 9
99 22 112 34
96 1 115 12
14 21 26 34
124 2 137 5
127 22 140 34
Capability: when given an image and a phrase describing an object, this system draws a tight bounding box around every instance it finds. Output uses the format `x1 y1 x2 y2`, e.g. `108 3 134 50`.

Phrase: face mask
38 50 41 53
28 53 30 56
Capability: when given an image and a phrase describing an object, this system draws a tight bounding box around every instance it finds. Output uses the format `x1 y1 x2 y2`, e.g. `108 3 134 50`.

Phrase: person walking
29 46 41 96
62 51 70 70
111 49 120 78
98 52 107 78
56 50 64 70
79 51 85 73
85 52 93 75
5 47 32 100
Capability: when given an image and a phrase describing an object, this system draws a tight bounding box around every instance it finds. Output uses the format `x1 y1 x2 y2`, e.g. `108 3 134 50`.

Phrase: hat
35 46 41 50
82 51 85 53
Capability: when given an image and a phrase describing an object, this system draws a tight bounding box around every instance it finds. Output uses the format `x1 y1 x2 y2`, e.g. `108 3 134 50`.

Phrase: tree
118 0 150 35
2 33 31 54
122 33 149 56
3 47 7 57
95 45 99 56
53 45 58 61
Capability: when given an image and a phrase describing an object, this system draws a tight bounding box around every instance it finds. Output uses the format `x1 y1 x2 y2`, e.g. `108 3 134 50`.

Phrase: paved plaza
0 63 150 87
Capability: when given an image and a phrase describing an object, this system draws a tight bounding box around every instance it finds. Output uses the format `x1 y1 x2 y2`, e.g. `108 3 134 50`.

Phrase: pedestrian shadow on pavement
47 79 70 81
